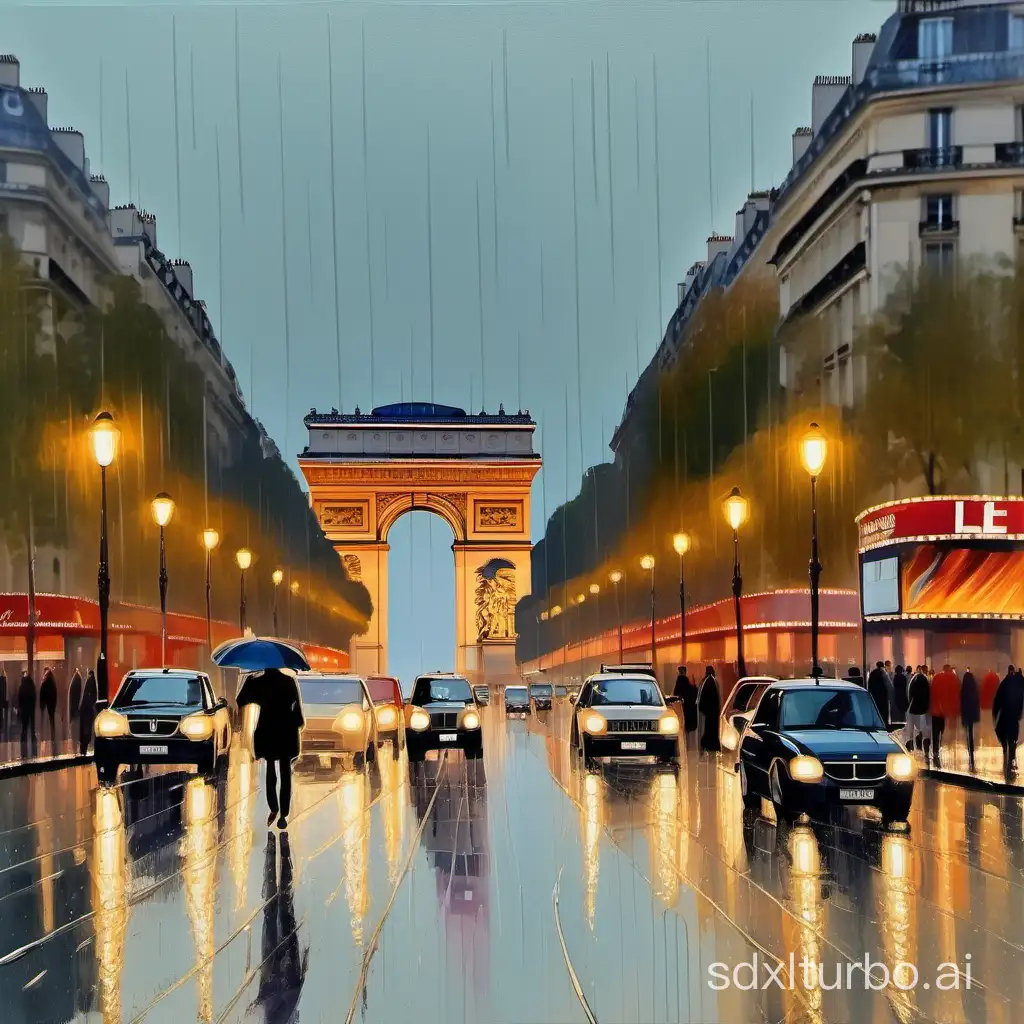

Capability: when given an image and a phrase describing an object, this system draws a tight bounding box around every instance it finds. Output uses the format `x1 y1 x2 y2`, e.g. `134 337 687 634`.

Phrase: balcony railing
904 146 962 170
995 142 1024 166
919 218 959 235
784 242 867 324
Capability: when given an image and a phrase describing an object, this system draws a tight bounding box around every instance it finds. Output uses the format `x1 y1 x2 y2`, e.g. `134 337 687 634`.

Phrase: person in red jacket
980 669 1001 712
930 664 960 768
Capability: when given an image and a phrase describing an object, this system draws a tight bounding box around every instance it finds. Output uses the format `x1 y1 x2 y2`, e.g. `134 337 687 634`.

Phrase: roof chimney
25 86 46 122
171 259 194 298
89 174 110 209
706 234 733 263
852 34 876 85
792 127 812 166
110 204 145 240
51 127 85 171
811 75 852 136
0 55 20 89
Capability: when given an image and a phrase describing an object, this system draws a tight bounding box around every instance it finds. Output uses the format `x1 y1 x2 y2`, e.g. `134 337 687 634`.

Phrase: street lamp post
575 592 586 673
289 579 299 638
150 493 175 668
640 555 656 674
201 528 220 652
90 412 119 701
272 569 284 635
589 582 600 658
723 488 750 678
800 423 828 678
609 570 624 663
672 532 691 660
235 549 252 632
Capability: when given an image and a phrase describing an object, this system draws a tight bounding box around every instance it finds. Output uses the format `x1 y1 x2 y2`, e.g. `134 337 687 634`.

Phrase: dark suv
405 673 483 761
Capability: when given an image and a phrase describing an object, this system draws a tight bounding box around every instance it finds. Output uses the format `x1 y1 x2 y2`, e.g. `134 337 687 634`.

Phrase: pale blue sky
3 0 890 682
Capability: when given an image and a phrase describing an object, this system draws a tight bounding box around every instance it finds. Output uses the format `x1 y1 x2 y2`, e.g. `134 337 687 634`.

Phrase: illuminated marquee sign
857 497 1024 551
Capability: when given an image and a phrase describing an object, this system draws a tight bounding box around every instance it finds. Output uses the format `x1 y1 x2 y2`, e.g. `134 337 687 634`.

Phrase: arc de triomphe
299 402 541 682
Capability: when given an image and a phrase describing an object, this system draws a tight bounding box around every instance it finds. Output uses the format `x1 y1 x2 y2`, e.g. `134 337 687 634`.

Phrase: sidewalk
0 729 92 779
917 734 1024 794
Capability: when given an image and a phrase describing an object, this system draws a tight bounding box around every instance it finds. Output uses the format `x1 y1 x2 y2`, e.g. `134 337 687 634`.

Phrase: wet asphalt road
0 700 1022 1024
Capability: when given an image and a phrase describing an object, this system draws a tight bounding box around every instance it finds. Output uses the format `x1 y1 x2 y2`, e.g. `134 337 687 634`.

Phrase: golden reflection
784 825 823 1024
379 745 406 884
182 777 219 1023
91 787 128 1023
30 774 56 934
228 743 255 912
582 772 604 929
338 769 369 944
649 772 679 907
241 703 259 755
879 830 917 1024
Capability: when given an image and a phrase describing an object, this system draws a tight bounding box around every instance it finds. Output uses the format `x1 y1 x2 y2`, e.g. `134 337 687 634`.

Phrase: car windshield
413 677 474 704
300 679 364 705
366 678 396 703
114 675 204 708
780 688 885 730
554 686 568 696
590 677 664 707
531 685 553 697
730 683 757 713
505 686 528 700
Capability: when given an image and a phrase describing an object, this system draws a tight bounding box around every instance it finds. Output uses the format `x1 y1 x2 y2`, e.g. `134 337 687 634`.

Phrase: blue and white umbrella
212 636 310 672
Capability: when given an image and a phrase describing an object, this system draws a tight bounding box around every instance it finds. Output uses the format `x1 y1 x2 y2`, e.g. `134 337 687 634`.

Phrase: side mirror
731 715 747 731
95 699 108 712
216 697 228 710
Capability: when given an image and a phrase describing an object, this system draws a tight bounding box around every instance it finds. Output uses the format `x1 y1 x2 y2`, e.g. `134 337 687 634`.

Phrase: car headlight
375 705 398 728
94 709 130 738
180 713 214 741
583 712 606 735
721 721 740 751
409 710 431 731
788 755 824 783
887 752 916 780
463 711 481 730
335 710 363 733
658 713 680 735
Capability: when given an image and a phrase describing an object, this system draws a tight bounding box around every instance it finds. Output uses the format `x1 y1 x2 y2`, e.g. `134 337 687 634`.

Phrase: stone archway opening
298 402 541 683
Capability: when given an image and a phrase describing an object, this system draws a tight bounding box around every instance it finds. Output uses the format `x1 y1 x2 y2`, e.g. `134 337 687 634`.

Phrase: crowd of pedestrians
0 663 98 759
853 659 1024 775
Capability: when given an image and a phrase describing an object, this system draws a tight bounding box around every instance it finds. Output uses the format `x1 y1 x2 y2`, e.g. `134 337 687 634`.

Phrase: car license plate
439 733 457 742
621 741 646 751
839 787 874 801
139 744 168 755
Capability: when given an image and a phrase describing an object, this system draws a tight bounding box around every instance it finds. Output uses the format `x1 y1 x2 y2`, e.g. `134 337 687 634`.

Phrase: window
299 678 365 705
412 676 474 705
924 194 955 230
918 17 953 60
862 556 900 616
929 108 953 162
1012 14 1024 51
924 239 956 277
752 690 781 731
779 688 885 731
588 676 664 707
114 675 206 709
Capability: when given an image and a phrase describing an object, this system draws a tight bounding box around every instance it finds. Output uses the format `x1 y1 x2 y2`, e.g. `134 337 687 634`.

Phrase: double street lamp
640 555 656 674
90 412 119 702
236 548 252 632
272 569 284 635
672 531 691 657
202 528 220 651
723 488 750 678
150 493 175 667
799 423 828 678
608 570 624 662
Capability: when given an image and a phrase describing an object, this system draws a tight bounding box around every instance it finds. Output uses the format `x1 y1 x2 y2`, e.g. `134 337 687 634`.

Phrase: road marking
553 864 598 1024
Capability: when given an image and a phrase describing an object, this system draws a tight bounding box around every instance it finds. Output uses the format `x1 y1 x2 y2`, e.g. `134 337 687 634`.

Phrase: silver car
570 672 680 763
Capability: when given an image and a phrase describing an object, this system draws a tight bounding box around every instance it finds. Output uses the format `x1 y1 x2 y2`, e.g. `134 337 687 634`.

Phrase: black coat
697 673 721 751
237 669 305 761
69 671 83 718
39 670 57 711
907 673 930 716
892 670 909 715
18 675 35 715
960 671 980 726
79 673 98 741
0 671 7 709
674 672 698 732
994 672 1024 738
867 668 891 726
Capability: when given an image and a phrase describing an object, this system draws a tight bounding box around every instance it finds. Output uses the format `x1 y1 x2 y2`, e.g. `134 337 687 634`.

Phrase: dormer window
918 17 952 61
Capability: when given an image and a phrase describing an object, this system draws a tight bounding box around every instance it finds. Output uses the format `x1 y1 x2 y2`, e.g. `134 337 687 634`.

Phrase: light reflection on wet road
1 701 1022 1023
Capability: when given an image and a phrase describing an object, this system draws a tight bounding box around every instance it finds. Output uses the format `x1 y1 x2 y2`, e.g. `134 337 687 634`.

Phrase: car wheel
770 763 796 824
465 739 484 760
366 738 377 765
739 763 761 811
198 745 216 776
880 797 912 827
96 761 119 783
407 736 424 762
580 734 595 764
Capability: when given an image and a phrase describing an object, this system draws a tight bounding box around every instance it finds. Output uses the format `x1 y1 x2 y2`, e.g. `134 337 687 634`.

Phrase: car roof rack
600 663 657 677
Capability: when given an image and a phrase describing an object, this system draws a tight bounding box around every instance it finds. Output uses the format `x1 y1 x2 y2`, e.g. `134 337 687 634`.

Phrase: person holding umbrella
216 637 309 831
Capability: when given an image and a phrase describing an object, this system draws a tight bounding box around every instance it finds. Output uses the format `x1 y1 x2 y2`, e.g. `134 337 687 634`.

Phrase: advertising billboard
857 496 1024 551
902 545 1024 617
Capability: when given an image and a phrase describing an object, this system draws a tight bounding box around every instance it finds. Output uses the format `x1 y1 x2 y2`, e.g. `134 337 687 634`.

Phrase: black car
503 685 530 715
93 669 232 782
737 680 915 826
405 673 483 761
530 683 554 711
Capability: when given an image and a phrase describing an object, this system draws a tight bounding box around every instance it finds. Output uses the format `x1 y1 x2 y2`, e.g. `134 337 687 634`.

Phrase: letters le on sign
954 500 1007 536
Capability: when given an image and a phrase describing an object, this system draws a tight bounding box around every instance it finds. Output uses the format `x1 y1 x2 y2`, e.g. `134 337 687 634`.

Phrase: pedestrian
236 668 305 829
18 669 36 748
39 666 57 742
843 665 864 686
78 669 97 756
68 667 82 735
892 665 909 731
904 665 932 761
980 667 1001 713
0 665 7 735
993 664 1024 774
673 665 698 735
960 667 980 771
697 665 721 752
884 660 894 685
867 661 893 728
930 663 960 768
